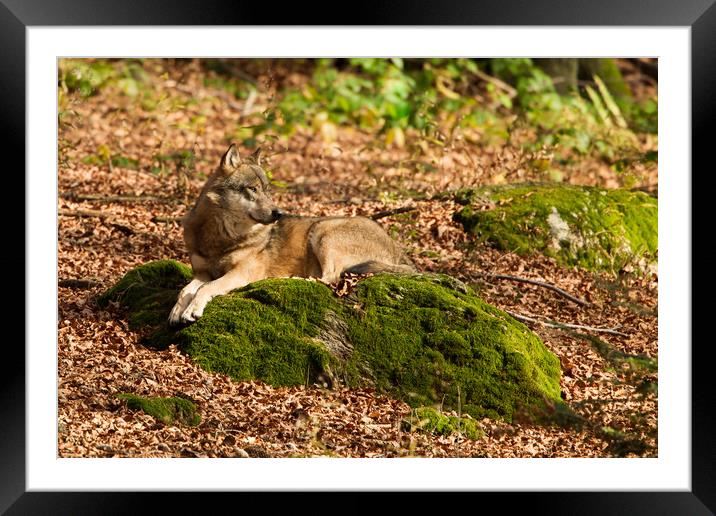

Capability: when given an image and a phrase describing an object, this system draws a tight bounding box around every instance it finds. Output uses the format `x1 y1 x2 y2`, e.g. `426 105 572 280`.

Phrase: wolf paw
168 300 188 326
180 298 207 323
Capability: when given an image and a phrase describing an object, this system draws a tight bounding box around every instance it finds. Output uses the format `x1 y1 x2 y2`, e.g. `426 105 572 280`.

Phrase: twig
370 206 417 221
326 197 382 205
151 215 184 224
472 68 518 98
504 310 630 338
58 208 108 219
60 192 179 204
58 278 100 289
490 273 590 307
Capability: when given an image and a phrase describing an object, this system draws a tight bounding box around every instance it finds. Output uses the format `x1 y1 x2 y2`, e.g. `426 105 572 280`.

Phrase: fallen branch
370 206 417 221
60 192 179 204
490 273 590 307
58 208 108 219
58 278 101 289
151 215 183 224
504 310 629 338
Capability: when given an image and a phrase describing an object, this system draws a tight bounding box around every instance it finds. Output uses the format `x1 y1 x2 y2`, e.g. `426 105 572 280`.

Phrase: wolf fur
169 144 415 325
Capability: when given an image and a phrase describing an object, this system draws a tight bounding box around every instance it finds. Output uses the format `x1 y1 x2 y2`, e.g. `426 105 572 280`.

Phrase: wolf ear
248 147 263 167
220 143 241 171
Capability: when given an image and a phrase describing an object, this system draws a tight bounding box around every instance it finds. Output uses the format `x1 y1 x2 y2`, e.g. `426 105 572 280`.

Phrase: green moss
116 393 200 426
453 183 657 274
175 279 338 386
102 261 564 423
344 274 562 421
404 407 483 440
97 259 193 348
97 259 192 326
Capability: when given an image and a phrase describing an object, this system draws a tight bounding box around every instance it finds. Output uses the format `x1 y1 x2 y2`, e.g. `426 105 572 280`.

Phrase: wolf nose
271 209 284 221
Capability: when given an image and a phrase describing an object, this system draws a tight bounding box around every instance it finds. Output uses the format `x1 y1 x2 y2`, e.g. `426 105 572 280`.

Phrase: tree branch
59 278 101 289
151 215 183 224
490 273 590 307
504 310 629 338
370 206 417 221
60 192 179 204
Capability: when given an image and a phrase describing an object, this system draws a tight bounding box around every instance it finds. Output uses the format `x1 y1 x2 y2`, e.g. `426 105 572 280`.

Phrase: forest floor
57 59 658 458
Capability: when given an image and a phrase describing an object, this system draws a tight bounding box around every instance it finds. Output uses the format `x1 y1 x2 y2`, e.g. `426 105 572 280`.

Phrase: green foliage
240 58 655 165
453 183 658 274
487 59 648 159
81 144 142 170
247 58 486 142
59 59 117 97
59 58 163 112
621 97 658 134
117 393 200 426
101 261 564 423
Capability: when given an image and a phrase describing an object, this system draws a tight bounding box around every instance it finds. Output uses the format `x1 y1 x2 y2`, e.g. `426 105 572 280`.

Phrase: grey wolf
169 144 415 325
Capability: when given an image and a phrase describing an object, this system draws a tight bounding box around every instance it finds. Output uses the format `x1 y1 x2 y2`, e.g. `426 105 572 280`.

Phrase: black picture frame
4 0 712 513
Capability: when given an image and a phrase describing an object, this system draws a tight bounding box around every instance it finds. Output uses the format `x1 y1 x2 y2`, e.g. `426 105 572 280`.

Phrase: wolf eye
245 185 258 193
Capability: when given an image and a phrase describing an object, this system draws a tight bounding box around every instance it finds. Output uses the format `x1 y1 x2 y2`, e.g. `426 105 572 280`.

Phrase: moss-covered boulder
100 260 563 422
453 183 657 273
116 393 201 426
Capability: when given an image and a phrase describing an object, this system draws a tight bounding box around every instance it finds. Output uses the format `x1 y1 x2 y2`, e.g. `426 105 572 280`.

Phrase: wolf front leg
180 269 248 323
169 272 211 326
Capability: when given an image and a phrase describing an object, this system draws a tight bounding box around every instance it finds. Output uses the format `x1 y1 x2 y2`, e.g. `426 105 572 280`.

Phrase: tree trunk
578 58 632 100
536 58 633 100
535 58 578 94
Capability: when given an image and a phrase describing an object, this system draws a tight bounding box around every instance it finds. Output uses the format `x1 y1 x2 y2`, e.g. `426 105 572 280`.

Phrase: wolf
168 143 416 325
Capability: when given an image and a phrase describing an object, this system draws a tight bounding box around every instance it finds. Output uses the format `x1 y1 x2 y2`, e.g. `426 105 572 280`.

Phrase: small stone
233 447 250 458
244 445 272 458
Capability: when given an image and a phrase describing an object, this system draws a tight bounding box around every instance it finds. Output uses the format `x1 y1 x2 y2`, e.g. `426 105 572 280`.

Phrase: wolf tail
341 260 417 277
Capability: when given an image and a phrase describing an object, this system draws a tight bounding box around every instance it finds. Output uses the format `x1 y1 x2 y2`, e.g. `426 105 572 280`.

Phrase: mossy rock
116 393 201 426
98 259 193 328
453 183 657 274
101 260 564 422
403 407 483 440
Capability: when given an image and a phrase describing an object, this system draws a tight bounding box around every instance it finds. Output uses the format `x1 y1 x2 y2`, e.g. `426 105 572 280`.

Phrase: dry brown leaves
58 59 658 459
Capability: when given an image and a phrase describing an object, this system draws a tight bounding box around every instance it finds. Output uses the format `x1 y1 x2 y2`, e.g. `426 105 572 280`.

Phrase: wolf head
206 144 283 224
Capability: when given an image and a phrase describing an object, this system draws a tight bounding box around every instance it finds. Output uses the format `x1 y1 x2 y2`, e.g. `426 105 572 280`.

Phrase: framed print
5 0 713 512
